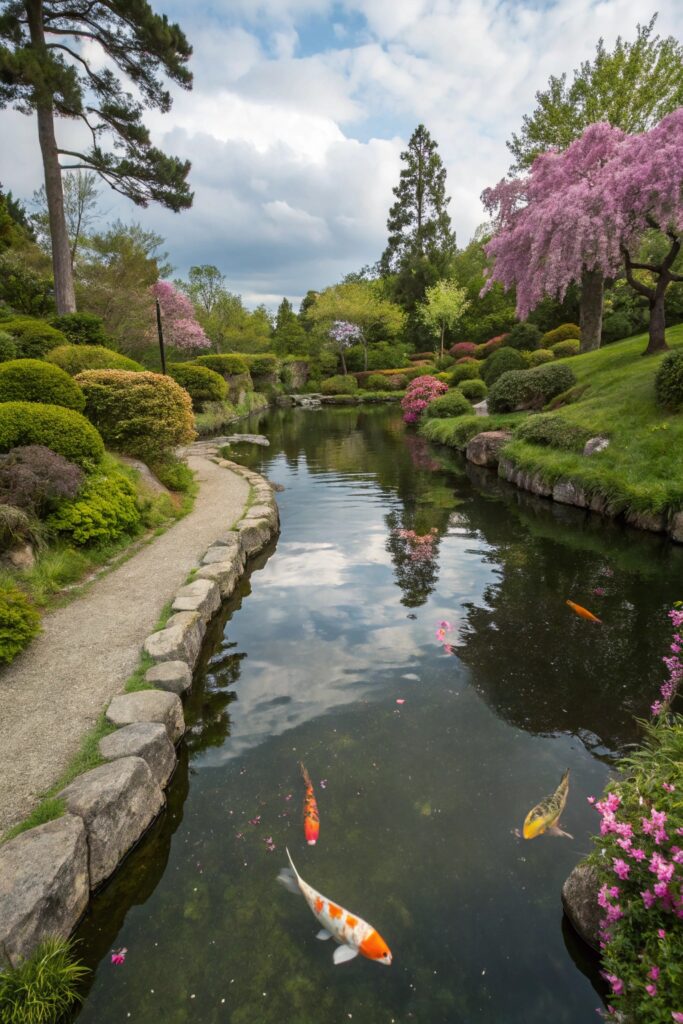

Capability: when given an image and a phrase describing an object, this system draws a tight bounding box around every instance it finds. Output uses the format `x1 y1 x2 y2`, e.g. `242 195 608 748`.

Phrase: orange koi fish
300 762 320 846
566 599 602 624
277 848 392 966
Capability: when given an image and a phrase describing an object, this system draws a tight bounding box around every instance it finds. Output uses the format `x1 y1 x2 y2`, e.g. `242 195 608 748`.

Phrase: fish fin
333 944 359 965
285 846 300 879
299 762 312 788
277 867 301 895
547 825 573 839
316 929 333 941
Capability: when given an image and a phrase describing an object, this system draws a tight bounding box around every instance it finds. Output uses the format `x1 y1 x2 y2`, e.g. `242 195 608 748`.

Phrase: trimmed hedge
168 362 227 407
458 378 488 402
0 331 17 362
48 468 141 546
321 375 358 395
49 312 110 347
506 322 541 351
46 344 144 376
0 582 41 665
655 350 683 411
541 323 580 348
450 362 481 384
2 318 68 358
514 413 592 451
366 373 391 391
0 358 85 411
75 370 196 462
244 354 279 377
481 346 526 386
194 353 249 377
0 402 104 469
488 363 577 413
525 348 555 367
551 338 581 359
424 389 472 419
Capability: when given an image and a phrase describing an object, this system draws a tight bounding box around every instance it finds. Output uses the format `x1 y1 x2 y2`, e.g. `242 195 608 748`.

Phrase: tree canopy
417 279 470 357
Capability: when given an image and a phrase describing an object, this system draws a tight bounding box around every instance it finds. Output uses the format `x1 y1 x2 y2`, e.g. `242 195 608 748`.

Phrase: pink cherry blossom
151 281 210 351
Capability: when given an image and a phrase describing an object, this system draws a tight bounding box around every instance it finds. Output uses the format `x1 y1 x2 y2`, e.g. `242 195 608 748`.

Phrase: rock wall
0 458 279 968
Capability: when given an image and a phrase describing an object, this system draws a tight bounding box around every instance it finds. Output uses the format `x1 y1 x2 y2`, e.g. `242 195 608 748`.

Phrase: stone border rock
0 458 279 968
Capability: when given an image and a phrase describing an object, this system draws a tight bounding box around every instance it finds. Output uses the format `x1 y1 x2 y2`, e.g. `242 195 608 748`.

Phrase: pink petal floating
396 698 406 705
111 948 127 966
320 779 328 789
248 815 261 826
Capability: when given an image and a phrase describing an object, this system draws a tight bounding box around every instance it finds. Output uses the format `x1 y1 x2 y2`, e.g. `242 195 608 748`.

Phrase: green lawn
422 325 683 518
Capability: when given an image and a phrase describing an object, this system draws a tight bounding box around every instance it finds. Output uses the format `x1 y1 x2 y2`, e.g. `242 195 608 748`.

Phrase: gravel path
0 454 250 835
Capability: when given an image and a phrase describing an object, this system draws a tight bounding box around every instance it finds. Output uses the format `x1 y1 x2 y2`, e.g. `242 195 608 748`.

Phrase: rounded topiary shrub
0 581 41 664
0 402 104 469
455 356 478 365
0 330 17 362
245 354 279 377
487 370 533 413
551 339 581 359
193 354 250 377
481 346 526 386
450 362 481 384
49 312 110 347
46 345 144 376
0 359 85 411
515 414 592 452
655 350 683 410
321 374 358 395
75 370 196 462
458 378 488 402
3 318 68 358
366 373 389 391
48 468 141 546
424 389 472 419
528 362 577 402
449 342 477 358
541 323 580 348
168 363 227 408
525 348 555 367
488 363 577 413
506 322 542 351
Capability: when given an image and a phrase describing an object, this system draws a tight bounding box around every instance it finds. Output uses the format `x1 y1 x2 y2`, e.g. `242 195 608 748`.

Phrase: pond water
72 405 683 1024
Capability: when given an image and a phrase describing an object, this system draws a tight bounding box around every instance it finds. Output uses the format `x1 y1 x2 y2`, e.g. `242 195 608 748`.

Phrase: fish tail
299 761 313 789
286 846 299 878
561 768 570 784
277 867 301 896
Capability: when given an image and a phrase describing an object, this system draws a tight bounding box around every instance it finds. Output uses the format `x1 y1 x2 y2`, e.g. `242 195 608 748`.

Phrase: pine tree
380 124 456 311
0 1 194 313
273 297 307 356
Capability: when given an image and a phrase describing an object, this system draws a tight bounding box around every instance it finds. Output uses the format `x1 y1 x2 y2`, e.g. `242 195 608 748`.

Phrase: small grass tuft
0 937 89 1023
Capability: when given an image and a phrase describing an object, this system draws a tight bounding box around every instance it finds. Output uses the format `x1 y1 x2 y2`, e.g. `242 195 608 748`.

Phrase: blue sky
3 0 683 308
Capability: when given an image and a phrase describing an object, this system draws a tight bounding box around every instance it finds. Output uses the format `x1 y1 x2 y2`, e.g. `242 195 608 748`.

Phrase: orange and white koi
300 762 320 846
277 848 392 966
566 599 602 624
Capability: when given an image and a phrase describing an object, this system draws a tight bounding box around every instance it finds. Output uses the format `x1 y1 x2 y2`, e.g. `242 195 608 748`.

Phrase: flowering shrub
589 605 683 1022
400 375 448 423
151 281 210 352
449 342 477 358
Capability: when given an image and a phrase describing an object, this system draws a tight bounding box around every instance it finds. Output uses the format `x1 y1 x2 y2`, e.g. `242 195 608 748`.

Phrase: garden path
0 453 250 835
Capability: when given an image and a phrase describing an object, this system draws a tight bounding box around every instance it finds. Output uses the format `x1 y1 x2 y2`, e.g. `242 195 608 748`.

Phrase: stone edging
0 458 279 970
463 431 683 544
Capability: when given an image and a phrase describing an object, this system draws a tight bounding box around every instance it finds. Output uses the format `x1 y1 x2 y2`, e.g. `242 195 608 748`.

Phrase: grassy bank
421 326 683 519
194 391 269 436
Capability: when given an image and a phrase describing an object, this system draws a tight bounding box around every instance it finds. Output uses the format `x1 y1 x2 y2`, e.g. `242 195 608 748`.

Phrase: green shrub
506 322 542 351
450 362 481 384
244 354 279 377
75 370 195 462
345 342 408 372
0 402 104 469
194 353 249 376
0 581 41 664
424 389 472 419
151 457 195 493
0 359 85 411
321 375 358 395
458 378 488 401
48 468 141 545
515 413 592 451
46 344 144 376
3 318 68 358
540 322 580 347
602 310 637 344
434 354 455 371
481 346 526 386
0 936 89 1023
49 312 110 347
525 348 555 367
551 338 581 359
488 363 577 413
366 373 389 391
0 330 17 362
487 370 531 413
655 349 683 410
168 362 227 407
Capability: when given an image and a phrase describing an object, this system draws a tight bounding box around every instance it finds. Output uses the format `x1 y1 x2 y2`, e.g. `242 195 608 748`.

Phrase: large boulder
624 509 666 534
552 480 588 508
171 578 220 624
237 517 272 556
106 690 185 743
466 430 511 468
0 815 89 967
143 610 205 666
59 757 163 888
145 660 192 696
670 510 683 543
561 861 601 951
99 722 176 789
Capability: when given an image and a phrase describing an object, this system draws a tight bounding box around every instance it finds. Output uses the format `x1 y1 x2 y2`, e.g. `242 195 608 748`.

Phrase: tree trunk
339 347 347 375
579 269 603 352
26 0 76 313
363 339 368 372
643 288 669 355
439 322 445 359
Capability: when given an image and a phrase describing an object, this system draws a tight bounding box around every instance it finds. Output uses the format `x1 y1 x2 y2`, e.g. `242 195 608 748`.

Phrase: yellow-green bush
46 345 144 376
551 339 581 359
525 348 555 367
0 581 41 664
168 362 227 407
194 353 249 376
48 468 141 545
541 322 580 347
0 359 85 411
0 402 104 469
321 375 358 395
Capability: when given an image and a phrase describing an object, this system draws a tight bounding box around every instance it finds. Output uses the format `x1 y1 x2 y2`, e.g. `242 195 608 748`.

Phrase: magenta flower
672 1013 683 1023
593 587 606 596
658 929 666 939
662 781 676 793
111 948 127 966
613 858 630 880
630 847 646 861
603 974 624 996
645 984 658 997
249 815 261 826
654 881 670 899
641 889 656 909
648 966 660 981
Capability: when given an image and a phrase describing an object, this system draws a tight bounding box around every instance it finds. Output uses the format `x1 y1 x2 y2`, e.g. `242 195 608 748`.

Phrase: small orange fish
300 762 320 846
566 599 602 624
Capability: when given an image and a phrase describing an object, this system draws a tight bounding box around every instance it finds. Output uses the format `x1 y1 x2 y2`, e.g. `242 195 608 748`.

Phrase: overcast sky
2 1 683 308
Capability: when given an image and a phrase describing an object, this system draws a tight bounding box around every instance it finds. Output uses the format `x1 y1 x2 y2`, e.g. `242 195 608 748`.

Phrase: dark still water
72 406 683 1024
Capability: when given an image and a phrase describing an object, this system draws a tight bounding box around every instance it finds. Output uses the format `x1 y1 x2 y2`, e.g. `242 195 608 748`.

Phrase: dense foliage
481 347 526 386
541 323 581 347
0 580 41 665
46 345 144 376
506 322 541 351
423 390 471 419
75 370 195 462
168 362 227 407
0 936 88 1023
450 362 481 384
514 414 591 451
525 348 555 367
48 469 141 545
2 318 67 358
458 378 488 401
0 359 85 411
320 375 358 395
49 312 110 347
0 402 104 469
550 339 581 359
0 331 18 362
488 363 577 412
194 354 250 376
0 445 84 513
655 350 683 410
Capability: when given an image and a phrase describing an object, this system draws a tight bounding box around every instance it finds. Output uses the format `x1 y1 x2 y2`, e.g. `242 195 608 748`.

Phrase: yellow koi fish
523 769 572 839
277 849 392 966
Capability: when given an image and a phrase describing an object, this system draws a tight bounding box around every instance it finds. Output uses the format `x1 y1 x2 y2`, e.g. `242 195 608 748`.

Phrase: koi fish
523 769 572 839
300 762 320 846
566 599 602 624
277 848 392 966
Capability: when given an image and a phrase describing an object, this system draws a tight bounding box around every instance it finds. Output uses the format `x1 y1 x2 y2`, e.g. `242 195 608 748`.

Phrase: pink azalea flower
613 858 630 880
654 881 670 899
641 889 656 909
658 929 666 939
587 796 596 804
662 782 676 793
645 985 657 997
672 1013 683 1023
630 847 646 861
396 699 405 705
603 974 623 996
648 966 660 981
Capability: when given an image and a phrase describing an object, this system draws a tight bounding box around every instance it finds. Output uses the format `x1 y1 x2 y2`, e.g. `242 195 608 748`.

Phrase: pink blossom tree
151 281 211 353
482 110 683 355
